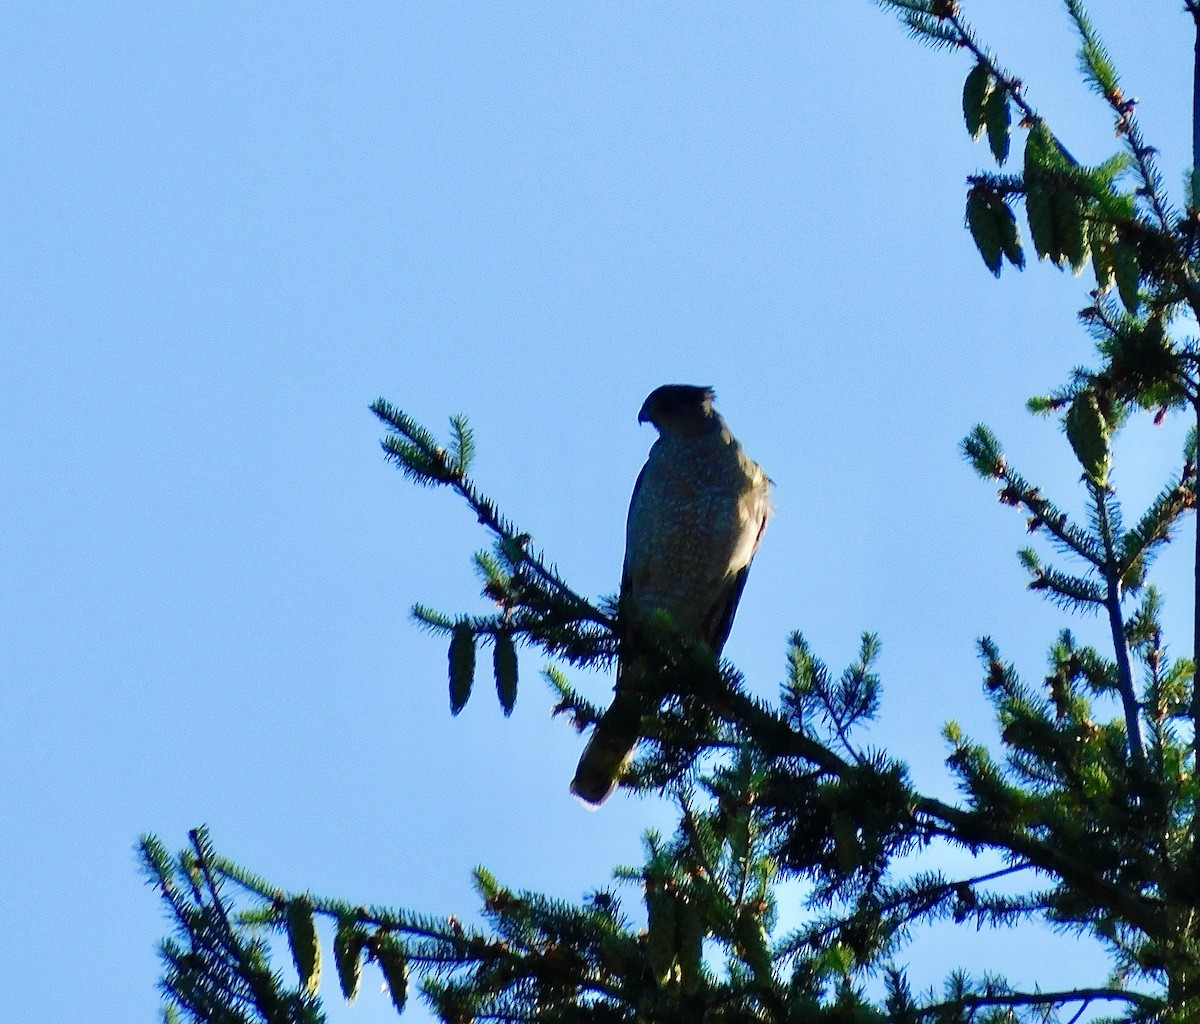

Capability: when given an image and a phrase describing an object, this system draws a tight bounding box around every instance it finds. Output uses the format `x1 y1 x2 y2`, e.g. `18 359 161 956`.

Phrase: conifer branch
782 864 1033 954
915 794 1165 935
886 1 1200 316
940 9 1040 129
915 983 1156 1017
1006 476 1104 568
1094 483 1149 772
706 680 1168 937
1063 0 1175 238
189 829 240 951
1120 476 1193 577
879 2 1042 129
1027 562 1107 609
371 399 612 632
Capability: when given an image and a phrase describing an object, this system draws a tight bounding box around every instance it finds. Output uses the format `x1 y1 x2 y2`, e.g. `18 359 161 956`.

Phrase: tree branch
916 984 1156 1017
707 684 1167 937
1094 483 1149 772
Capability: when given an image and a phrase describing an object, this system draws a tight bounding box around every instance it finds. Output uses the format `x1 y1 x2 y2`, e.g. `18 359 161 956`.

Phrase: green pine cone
286 896 322 998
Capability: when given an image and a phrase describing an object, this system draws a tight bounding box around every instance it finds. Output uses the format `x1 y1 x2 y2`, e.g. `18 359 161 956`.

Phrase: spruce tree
141 3 1200 1021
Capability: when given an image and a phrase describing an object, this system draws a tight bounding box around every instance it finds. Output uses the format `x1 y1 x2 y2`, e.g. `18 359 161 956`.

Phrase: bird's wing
704 563 752 655
618 458 651 608
702 479 770 653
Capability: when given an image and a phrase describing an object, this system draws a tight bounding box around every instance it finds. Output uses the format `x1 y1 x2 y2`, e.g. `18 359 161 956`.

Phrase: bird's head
638 384 719 436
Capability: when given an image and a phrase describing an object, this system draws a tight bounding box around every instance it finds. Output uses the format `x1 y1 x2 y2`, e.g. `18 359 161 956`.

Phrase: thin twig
916 984 1155 1017
945 14 1036 123
788 863 1035 951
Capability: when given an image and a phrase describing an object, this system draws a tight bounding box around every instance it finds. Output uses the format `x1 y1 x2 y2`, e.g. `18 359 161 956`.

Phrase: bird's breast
622 437 769 636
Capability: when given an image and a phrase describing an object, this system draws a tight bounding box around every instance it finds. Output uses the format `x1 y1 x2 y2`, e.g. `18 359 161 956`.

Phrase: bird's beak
637 401 651 425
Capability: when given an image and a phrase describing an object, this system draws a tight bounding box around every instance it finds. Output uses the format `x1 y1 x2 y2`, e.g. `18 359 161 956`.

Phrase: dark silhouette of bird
571 385 772 805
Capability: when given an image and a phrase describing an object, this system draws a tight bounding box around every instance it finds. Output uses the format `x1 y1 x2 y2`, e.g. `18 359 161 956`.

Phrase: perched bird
571 385 772 805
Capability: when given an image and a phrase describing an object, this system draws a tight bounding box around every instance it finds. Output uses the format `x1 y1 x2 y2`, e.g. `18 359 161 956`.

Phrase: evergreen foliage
141 3 1200 1021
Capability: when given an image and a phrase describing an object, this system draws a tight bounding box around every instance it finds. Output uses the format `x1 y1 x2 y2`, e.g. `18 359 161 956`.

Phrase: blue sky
3 3 1197 1020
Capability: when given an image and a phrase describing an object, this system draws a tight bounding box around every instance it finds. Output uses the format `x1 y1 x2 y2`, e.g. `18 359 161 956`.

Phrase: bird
570 384 772 805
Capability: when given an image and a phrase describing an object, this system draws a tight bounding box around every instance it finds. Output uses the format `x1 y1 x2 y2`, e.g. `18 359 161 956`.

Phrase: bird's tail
570 693 644 806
